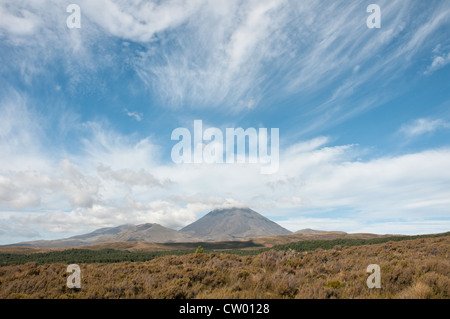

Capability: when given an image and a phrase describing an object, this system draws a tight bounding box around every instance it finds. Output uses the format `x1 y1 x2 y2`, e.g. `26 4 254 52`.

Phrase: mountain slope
8 224 135 248
10 223 198 248
180 207 292 241
93 223 198 243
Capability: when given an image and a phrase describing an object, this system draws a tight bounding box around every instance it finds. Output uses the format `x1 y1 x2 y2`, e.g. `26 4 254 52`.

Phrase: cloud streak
1 0 448 116
124 108 143 121
399 118 450 138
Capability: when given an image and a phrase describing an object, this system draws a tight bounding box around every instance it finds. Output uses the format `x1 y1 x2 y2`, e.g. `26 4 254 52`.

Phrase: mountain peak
180 207 291 241
208 207 254 216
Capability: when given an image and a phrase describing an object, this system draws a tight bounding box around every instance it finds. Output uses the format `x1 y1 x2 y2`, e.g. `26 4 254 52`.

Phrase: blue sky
0 0 449 244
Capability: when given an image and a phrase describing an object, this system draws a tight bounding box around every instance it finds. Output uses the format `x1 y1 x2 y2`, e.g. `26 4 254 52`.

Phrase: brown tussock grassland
0 235 448 299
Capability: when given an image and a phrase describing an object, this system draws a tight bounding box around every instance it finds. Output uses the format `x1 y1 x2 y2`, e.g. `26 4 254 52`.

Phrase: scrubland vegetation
0 234 448 299
1 232 447 266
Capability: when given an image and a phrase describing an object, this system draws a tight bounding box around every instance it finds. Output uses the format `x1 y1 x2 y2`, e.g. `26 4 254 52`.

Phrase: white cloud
134 0 292 108
97 164 170 188
79 0 205 42
295 149 450 215
60 159 100 208
0 5 41 36
399 118 449 138
80 121 162 170
0 161 100 210
285 136 330 155
0 91 51 172
1 0 448 118
0 0 118 92
425 52 450 75
124 108 143 122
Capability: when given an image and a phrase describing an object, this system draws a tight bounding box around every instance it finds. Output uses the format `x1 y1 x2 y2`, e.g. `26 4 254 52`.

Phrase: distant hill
92 223 199 243
295 228 327 234
180 207 292 241
6 224 135 248
8 223 199 248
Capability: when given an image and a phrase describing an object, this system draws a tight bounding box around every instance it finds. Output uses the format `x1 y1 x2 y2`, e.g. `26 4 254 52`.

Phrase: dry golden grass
250 231 395 247
0 236 448 299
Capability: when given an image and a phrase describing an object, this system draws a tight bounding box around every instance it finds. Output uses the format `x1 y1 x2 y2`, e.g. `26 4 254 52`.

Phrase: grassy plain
0 233 448 299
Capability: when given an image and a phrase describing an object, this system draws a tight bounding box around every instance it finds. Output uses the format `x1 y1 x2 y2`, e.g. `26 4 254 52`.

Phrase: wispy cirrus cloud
286 0 450 135
0 90 51 171
97 164 170 188
424 45 450 75
124 108 143 121
82 0 206 41
1 0 449 117
399 118 450 138
134 0 290 109
0 5 41 36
